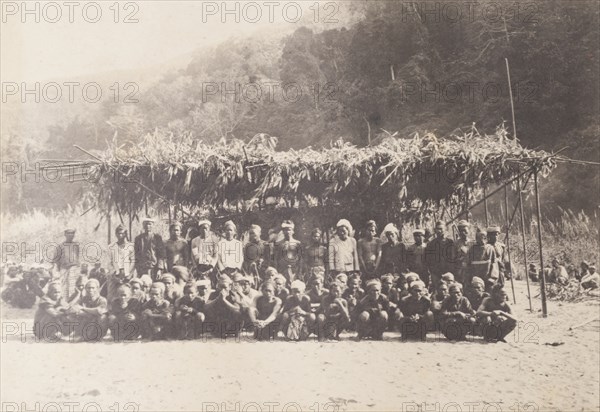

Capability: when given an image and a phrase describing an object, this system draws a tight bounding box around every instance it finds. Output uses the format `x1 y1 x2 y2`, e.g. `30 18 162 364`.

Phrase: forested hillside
3 0 598 214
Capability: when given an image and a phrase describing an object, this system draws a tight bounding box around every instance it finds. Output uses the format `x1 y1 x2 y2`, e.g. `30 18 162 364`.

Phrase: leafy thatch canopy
80 126 556 222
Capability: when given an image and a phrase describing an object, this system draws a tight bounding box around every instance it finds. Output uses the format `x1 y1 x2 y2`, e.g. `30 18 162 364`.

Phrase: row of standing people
51 217 509 308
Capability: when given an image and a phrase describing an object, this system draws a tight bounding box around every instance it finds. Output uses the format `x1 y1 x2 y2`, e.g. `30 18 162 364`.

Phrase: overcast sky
2 1 348 82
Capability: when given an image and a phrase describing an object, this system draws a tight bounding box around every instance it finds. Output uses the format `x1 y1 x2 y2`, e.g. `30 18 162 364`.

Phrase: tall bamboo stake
534 170 548 317
483 188 490 227
505 58 518 141
504 185 516 303
517 176 533 311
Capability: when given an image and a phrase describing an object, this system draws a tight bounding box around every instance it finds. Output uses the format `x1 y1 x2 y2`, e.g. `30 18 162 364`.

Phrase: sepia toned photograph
1 1 599 411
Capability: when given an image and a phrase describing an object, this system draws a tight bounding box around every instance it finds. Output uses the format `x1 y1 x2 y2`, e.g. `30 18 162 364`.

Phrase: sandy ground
0 280 598 412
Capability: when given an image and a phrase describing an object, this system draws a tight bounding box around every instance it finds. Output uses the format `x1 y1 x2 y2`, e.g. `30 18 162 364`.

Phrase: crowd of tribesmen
31 217 599 342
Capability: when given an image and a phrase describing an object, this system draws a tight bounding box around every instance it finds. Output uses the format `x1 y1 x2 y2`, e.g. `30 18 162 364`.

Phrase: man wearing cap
51 228 81 301
357 221 382 281
165 222 189 272
486 226 508 286
107 224 135 307
405 229 427 282
379 223 406 277
191 219 220 285
580 265 599 290
328 219 360 276
217 221 244 277
424 221 455 289
134 218 166 281
274 220 303 283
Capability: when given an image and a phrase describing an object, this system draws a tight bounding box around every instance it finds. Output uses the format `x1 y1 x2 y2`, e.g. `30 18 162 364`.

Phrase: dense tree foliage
5 0 598 214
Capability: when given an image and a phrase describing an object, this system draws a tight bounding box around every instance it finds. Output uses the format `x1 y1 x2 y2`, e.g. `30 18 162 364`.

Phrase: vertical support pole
128 204 133 242
504 185 516 304
168 204 172 225
534 170 548 317
483 188 490 227
144 197 149 218
107 207 112 245
465 188 470 222
518 175 533 312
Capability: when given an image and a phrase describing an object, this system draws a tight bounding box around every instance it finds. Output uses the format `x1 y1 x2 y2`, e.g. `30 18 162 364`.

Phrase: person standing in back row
274 220 303 284
134 218 165 281
424 221 455 289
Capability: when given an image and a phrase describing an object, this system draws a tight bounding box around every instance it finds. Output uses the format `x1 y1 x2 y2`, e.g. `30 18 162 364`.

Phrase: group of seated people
34 219 517 342
34 263 517 344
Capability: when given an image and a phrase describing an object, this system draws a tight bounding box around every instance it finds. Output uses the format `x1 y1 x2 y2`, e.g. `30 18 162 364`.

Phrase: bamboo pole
107 204 112 245
128 204 133 242
534 170 548 317
505 58 518 141
483 188 490 227
517 175 533 312
446 168 530 226
504 185 516 303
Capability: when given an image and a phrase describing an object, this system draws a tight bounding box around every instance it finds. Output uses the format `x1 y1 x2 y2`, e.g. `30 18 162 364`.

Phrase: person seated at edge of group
249 280 282 341
398 280 433 342
379 223 405 278
328 219 360 278
174 282 207 340
476 284 517 343
280 280 315 341
165 222 189 273
34 281 70 341
357 220 382 282
205 275 244 338
355 279 389 341
242 224 269 286
440 283 476 341
316 280 350 341
304 228 327 282
217 220 244 277
141 282 172 341
580 265 599 290
107 284 142 341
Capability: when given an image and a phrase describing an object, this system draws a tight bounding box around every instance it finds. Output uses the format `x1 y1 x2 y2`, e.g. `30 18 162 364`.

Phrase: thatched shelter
52 125 557 230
